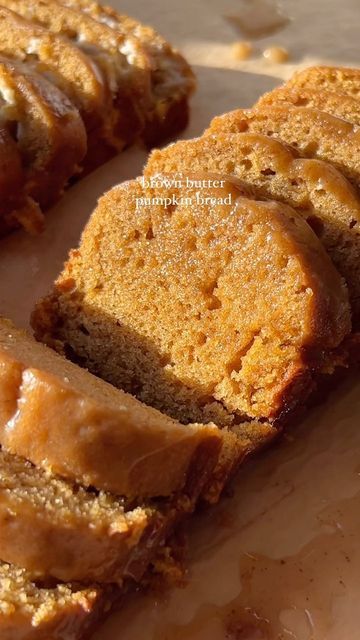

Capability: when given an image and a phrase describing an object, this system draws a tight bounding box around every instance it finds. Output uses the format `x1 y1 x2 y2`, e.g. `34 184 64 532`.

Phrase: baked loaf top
207 105 360 186
61 0 196 146
32 175 351 427
0 447 160 583
287 65 360 99
0 55 87 209
0 317 221 498
146 132 360 327
0 561 106 640
257 85 360 127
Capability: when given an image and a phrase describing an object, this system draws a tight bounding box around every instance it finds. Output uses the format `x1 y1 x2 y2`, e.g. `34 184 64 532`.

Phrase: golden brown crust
0 318 222 498
0 56 87 209
287 65 360 99
257 85 360 126
0 6 106 132
146 132 360 327
207 105 360 186
60 0 196 146
0 0 151 150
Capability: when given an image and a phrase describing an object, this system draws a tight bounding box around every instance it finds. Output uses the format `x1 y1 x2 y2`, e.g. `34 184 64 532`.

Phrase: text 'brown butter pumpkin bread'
0 55 87 209
0 0 151 154
256 86 360 127
0 447 162 583
0 317 222 498
287 66 360 98
207 105 360 187
60 0 196 147
32 176 351 432
0 562 108 640
145 132 360 328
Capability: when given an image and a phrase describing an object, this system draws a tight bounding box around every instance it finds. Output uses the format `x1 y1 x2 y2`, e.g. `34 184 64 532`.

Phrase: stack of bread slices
1 64 360 638
0 0 195 236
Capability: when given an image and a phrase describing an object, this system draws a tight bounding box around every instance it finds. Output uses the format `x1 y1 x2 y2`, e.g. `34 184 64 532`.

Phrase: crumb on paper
232 41 253 61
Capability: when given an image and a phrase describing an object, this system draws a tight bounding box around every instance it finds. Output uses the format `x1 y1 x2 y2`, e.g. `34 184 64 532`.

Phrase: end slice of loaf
0 447 162 583
32 175 351 432
60 0 196 147
0 562 108 640
207 105 360 186
0 56 87 209
0 317 222 498
257 85 360 127
287 66 360 99
145 132 360 327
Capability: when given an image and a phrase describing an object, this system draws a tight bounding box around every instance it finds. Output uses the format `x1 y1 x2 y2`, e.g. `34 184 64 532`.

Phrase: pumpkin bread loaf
0 448 159 584
0 562 108 640
207 105 360 187
0 56 87 209
32 176 351 433
287 66 360 99
60 0 196 146
0 317 222 498
146 133 360 327
257 86 360 127
1 0 152 155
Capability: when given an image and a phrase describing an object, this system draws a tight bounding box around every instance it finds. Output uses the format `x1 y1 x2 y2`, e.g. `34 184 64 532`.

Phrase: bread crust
59 0 196 146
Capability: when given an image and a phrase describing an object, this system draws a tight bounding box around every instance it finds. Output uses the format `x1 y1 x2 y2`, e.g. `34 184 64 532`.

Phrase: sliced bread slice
0 448 158 583
207 105 360 187
145 133 360 327
257 86 360 127
60 0 196 146
0 317 222 498
0 7 107 150
31 175 351 430
0 562 108 640
0 0 152 152
287 65 360 99
0 56 87 209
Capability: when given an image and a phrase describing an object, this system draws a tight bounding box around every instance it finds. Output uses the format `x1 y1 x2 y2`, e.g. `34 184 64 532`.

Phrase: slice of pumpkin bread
207 105 360 187
32 175 351 432
0 448 158 583
287 66 360 99
0 562 108 640
257 86 360 127
0 56 87 209
0 317 222 498
145 133 360 328
60 0 196 147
